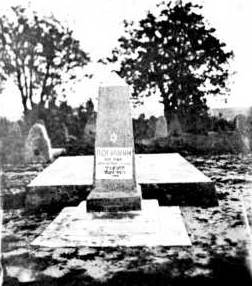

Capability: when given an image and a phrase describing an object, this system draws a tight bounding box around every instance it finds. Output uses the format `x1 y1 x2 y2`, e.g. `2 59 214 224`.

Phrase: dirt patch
2 154 252 285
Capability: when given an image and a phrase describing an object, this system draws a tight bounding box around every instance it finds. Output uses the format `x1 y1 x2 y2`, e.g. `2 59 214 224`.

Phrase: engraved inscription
96 147 133 180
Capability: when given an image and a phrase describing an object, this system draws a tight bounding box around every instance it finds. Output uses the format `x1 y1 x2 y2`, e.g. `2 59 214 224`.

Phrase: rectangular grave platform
26 153 217 208
31 200 191 247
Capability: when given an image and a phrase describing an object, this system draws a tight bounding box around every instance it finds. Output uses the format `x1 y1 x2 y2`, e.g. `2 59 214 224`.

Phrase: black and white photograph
0 0 252 285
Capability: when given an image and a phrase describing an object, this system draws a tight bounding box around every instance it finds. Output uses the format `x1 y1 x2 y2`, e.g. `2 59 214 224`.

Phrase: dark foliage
0 6 90 114
108 1 233 132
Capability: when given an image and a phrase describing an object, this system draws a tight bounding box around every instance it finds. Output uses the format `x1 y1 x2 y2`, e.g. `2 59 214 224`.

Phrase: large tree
108 1 233 132
0 6 90 114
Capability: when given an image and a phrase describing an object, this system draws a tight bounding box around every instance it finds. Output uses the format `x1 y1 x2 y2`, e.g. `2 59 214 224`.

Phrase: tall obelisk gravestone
86 85 142 212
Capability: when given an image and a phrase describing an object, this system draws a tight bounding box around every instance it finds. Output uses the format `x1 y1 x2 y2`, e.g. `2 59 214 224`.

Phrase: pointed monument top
99 71 128 87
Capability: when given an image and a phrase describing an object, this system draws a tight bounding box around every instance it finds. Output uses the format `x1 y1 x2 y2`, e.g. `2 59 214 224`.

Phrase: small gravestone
168 113 183 136
5 122 24 164
234 114 250 153
84 112 96 140
25 123 52 163
86 84 141 212
155 116 168 138
235 114 248 133
9 122 22 138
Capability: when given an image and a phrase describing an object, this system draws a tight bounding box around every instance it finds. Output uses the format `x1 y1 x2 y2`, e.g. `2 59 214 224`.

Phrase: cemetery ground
2 154 252 285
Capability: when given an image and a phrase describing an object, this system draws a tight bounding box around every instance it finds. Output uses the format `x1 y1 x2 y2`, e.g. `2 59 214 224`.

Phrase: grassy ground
1 154 252 285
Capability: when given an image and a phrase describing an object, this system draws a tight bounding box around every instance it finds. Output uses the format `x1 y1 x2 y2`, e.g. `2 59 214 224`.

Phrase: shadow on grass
3 253 252 286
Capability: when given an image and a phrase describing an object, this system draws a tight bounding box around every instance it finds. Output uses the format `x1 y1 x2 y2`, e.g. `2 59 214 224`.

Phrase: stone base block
86 185 142 212
25 185 90 211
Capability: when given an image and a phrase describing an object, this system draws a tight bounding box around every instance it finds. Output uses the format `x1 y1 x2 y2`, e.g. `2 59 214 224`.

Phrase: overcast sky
0 0 251 120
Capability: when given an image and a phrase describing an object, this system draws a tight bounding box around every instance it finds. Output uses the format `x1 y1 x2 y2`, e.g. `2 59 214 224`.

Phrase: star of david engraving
110 132 117 143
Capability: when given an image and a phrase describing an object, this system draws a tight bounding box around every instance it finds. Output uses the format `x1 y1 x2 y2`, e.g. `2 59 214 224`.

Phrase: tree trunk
163 98 173 136
22 97 28 115
40 61 51 104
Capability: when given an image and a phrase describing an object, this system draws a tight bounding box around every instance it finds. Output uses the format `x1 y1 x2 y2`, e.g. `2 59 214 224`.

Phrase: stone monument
9 122 22 138
26 80 216 210
86 85 142 212
27 75 215 247
24 123 53 163
155 116 168 138
168 113 182 136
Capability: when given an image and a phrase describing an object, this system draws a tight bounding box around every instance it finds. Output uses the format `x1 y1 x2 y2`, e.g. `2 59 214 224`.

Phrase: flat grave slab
28 155 94 187
31 200 191 247
28 153 211 187
136 153 211 184
26 153 216 208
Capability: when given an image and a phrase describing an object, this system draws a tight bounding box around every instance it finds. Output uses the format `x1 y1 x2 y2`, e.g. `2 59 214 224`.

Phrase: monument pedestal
87 185 142 212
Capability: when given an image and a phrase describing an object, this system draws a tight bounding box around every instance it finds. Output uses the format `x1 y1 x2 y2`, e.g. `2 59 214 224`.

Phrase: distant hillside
210 107 251 121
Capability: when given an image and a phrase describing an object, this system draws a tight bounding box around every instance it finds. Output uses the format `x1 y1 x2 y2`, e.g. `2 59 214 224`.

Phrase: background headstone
233 114 250 153
155 116 168 138
235 114 248 133
8 122 22 138
24 123 53 163
84 112 96 140
168 113 183 136
1 122 25 164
